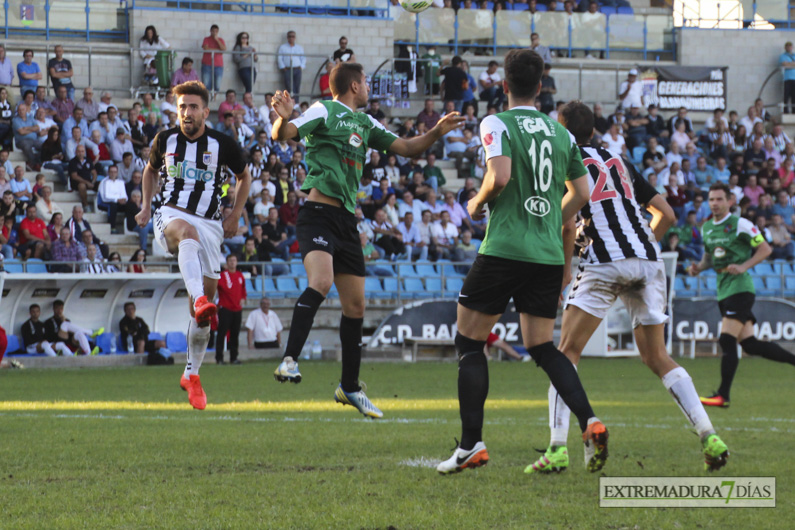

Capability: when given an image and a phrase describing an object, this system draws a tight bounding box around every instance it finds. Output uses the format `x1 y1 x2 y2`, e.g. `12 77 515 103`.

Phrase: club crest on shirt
203 151 213 165
349 132 363 148
483 133 494 146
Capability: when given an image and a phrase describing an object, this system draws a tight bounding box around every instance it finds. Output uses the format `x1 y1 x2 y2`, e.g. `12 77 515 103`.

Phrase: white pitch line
1 412 793 434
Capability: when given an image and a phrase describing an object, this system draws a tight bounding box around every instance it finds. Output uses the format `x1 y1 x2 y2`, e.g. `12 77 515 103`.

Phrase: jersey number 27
582 157 634 202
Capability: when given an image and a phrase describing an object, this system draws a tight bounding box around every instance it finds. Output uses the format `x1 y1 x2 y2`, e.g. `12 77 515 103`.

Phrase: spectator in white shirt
423 188 444 221
398 190 424 221
258 92 275 134
159 91 177 126
478 60 504 109
97 165 127 231
233 113 254 149
246 298 283 349
397 211 427 261
106 105 125 133
33 108 56 144
431 210 459 259
98 92 113 113
618 68 643 110
277 31 306 98
602 122 626 156
738 106 762 135
242 92 265 130
253 189 275 223
81 243 107 274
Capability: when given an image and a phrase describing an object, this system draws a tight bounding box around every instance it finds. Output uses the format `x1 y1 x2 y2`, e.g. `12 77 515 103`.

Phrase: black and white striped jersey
577 146 660 264
150 127 246 220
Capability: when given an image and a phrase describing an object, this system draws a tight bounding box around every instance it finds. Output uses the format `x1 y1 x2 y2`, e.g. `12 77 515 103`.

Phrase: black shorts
296 201 366 277
718 291 756 324
459 254 563 318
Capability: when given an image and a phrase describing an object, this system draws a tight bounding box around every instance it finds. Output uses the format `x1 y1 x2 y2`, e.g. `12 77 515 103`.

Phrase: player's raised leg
526 305 602 474
436 305 500 474
332 273 382 418
274 250 332 384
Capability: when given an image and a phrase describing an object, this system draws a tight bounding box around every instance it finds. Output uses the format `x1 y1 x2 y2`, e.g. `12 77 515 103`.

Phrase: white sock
41 341 57 357
186 317 210 377
55 342 73 356
548 383 571 446
178 239 205 301
661 366 714 438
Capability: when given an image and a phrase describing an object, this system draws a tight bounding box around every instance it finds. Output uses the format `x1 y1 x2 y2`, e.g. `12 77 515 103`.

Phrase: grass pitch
0 357 792 529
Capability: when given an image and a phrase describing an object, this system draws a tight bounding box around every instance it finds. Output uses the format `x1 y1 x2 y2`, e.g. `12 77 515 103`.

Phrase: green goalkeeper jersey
701 213 766 300
291 100 397 214
476 106 587 264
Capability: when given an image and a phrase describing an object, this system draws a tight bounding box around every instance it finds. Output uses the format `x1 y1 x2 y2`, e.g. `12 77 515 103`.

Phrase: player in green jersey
437 50 608 475
689 182 795 408
270 63 464 418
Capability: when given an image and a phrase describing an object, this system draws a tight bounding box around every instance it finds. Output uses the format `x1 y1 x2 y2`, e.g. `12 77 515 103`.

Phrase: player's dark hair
330 62 365 97
124 302 135 310
182 57 193 66
451 55 463 66
488 60 498 68
503 49 543 100
53 299 64 308
559 101 594 145
173 80 210 108
709 182 731 198
29 304 39 311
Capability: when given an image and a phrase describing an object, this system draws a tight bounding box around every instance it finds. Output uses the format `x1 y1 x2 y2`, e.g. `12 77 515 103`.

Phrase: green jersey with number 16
701 213 765 300
291 100 397 214
477 106 587 265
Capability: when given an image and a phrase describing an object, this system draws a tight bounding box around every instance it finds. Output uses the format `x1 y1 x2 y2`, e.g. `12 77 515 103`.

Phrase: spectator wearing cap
171 57 199 87
110 127 134 164
618 68 643 110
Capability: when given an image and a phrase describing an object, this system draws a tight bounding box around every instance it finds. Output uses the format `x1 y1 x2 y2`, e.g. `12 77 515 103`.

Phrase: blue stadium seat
512 3 529 11
702 276 717 296
382 277 399 297
617 6 634 14
248 277 263 299
765 276 782 296
116 334 125 353
445 277 464 296
415 262 437 278
166 332 188 353
276 277 300 296
425 278 442 296
3 260 23 273
751 275 769 295
786 276 795 292
290 261 306 277
681 276 698 296
631 146 645 165
25 258 48 273
4 334 21 355
298 277 308 291
365 277 391 298
148 332 163 342
405 278 432 298
262 278 285 299
397 263 419 277
438 262 465 278
95 332 115 355
328 283 339 298
535 3 547 10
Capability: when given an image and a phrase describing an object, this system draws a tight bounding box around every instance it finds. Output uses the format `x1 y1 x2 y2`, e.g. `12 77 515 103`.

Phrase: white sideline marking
1 412 793 434
399 457 440 469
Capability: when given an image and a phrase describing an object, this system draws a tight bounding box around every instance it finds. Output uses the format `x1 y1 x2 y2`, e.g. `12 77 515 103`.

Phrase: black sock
528 342 595 432
455 333 488 451
339 315 363 392
740 336 795 365
717 333 739 400
283 288 325 360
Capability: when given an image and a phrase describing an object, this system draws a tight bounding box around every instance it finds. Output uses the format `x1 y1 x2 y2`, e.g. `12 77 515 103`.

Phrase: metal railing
672 0 790 29
129 0 390 18
2 0 129 42
395 9 676 60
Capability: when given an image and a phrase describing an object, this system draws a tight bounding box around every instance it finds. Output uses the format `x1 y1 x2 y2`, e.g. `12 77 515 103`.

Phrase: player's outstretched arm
223 166 253 238
271 90 299 142
389 112 466 158
561 175 589 223
646 194 676 243
467 156 511 221
135 163 159 228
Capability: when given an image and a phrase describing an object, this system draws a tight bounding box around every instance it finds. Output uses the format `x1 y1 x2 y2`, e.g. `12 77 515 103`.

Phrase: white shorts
566 258 668 328
153 205 223 279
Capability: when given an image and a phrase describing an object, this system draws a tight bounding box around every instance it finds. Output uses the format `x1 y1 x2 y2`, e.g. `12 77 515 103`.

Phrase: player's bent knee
718 333 737 356
309 277 334 296
739 336 762 356
526 341 558 368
